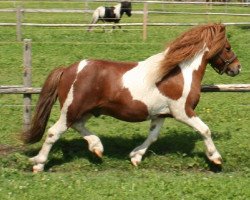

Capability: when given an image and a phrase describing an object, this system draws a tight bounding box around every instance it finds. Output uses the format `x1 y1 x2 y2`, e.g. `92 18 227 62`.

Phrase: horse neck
178 49 209 86
158 47 209 83
138 47 209 87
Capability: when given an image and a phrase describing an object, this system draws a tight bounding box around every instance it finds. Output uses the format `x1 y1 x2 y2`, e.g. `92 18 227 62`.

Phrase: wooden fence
0 39 250 131
0 1 249 41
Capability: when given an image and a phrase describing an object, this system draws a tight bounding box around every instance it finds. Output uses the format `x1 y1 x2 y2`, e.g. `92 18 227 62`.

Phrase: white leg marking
130 118 165 166
30 116 68 172
72 115 104 157
175 115 222 164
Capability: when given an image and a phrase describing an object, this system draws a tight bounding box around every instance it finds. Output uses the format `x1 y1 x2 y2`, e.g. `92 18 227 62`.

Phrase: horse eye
226 47 231 52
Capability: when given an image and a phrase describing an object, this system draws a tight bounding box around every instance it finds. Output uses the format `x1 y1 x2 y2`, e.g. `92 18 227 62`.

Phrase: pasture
0 1 250 199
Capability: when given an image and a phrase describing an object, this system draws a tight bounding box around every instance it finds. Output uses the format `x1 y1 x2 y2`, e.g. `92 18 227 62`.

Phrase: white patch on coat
55 60 89 128
92 3 121 20
77 60 88 74
122 52 169 116
93 6 105 19
122 48 208 118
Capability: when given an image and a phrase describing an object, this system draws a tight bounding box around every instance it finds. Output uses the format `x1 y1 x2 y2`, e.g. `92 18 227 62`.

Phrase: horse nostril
234 68 240 75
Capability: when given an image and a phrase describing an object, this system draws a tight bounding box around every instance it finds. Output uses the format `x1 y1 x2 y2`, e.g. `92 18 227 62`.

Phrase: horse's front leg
112 22 121 31
173 110 222 165
130 117 165 166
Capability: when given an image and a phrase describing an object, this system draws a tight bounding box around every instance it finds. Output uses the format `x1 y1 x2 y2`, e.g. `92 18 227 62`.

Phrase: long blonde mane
157 23 227 81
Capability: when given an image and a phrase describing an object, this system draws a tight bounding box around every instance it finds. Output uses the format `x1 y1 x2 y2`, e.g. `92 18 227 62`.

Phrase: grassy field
0 1 250 199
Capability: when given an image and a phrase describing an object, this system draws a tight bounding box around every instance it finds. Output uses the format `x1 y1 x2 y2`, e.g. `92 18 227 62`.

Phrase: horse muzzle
226 64 241 77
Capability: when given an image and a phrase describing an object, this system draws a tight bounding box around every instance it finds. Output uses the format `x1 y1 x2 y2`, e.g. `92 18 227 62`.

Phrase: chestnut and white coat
22 24 241 172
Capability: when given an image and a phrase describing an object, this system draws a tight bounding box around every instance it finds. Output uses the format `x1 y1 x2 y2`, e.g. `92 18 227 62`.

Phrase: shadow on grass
24 130 230 172
239 25 250 30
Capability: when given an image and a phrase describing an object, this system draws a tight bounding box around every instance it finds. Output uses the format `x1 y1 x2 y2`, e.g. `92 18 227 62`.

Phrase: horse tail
21 67 65 144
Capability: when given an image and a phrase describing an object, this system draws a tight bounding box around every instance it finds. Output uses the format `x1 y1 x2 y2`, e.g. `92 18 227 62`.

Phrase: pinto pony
88 1 132 32
22 24 241 172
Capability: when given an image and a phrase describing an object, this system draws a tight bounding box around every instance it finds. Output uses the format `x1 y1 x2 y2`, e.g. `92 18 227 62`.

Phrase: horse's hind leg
88 10 100 32
72 114 104 158
130 118 165 166
29 115 68 172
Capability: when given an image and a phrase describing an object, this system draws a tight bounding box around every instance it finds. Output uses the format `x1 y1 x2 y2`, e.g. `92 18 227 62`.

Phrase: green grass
0 1 250 199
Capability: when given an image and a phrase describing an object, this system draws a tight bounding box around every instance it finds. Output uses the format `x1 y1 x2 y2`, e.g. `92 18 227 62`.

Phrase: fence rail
1 22 250 27
0 39 249 131
0 1 249 41
0 8 250 16
91 1 250 5
1 84 250 94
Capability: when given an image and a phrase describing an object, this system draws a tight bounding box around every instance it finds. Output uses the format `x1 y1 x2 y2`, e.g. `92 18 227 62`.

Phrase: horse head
121 1 132 17
203 24 241 76
209 38 241 76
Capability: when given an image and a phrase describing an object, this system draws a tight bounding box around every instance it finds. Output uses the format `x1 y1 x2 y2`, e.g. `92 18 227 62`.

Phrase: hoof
32 164 44 173
33 168 42 173
206 151 222 166
211 158 222 165
93 149 103 158
131 157 140 167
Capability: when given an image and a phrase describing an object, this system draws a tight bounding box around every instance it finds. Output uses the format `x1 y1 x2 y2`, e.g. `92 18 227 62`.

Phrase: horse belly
143 91 171 117
101 90 149 122
101 99 149 122
122 82 171 118
101 88 171 122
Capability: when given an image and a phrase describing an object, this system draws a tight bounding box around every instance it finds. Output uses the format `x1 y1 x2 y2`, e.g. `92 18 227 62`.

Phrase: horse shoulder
157 67 184 100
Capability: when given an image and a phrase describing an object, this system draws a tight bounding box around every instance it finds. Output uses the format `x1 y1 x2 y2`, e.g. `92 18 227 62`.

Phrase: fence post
23 39 32 132
85 0 89 9
16 6 22 42
143 2 148 41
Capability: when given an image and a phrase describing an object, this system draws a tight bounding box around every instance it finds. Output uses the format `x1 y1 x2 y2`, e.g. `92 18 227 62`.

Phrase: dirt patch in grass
0 144 23 155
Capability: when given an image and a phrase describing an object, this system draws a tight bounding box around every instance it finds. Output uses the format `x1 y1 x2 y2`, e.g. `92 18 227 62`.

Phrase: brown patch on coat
48 133 54 138
157 67 184 100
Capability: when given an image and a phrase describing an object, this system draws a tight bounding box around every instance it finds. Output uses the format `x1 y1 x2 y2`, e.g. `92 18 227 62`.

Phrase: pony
88 1 132 32
22 24 241 172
